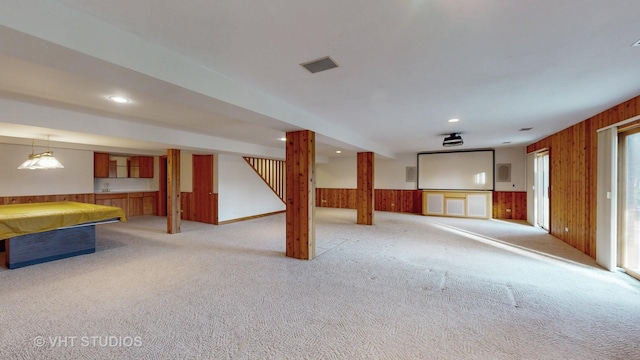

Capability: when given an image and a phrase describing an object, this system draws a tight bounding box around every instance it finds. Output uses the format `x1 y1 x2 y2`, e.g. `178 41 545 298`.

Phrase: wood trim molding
218 210 286 225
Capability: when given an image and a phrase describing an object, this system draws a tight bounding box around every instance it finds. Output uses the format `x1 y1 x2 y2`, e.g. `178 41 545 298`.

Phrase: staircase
243 157 286 204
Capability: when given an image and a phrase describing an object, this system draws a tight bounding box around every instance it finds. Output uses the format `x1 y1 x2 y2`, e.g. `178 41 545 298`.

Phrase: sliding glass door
619 128 640 279
535 151 550 231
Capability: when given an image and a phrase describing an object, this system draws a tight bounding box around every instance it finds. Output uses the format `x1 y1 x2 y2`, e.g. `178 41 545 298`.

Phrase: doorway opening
534 151 550 231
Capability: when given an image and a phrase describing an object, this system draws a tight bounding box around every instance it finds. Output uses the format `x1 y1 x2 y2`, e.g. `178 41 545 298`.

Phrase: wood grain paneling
193 155 217 224
94 152 110 178
143 193 157 216
316 188 423 214
492 191 527 220
0 193 95 205
95 193 128 217
128 192 144 217
285 130 315 260
167 149 181 234
316 188 357 209
356 152 374 225
180 192 193 220
179 191 218 224
527 94 640 258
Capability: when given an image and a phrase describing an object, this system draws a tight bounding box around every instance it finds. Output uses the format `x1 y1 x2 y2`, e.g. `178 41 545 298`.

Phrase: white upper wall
0 143 93 196
316 148 526 191
494 147 526 192
217 154 285 222
316 153 419 190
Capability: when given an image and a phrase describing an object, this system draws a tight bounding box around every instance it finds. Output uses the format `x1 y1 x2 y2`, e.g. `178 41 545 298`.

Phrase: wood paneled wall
316 188 423 214
527 94 640 258
375 189 424 213
318 189 524 219
179 192 218 224
492 191 527 220
180 192 193 220
317 188 357 209
0 193 95 205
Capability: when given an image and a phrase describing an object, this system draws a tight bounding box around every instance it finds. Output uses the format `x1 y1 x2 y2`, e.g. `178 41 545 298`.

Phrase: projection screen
417 150 495 190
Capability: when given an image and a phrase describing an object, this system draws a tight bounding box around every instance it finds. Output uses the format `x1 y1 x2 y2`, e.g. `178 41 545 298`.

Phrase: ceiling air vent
301 56 338 74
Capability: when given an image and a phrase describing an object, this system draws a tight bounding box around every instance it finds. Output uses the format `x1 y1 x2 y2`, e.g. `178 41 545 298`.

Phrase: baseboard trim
218 210 286 225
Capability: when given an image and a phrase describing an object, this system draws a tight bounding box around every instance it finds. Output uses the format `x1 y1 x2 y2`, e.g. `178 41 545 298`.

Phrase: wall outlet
506 208 512 212
565 227 569 232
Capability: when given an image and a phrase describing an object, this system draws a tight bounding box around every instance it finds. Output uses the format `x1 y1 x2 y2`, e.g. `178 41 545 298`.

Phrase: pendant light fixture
17 136 64 170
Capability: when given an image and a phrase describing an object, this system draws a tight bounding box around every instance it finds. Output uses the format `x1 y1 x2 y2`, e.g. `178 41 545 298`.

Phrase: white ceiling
1 0 640 160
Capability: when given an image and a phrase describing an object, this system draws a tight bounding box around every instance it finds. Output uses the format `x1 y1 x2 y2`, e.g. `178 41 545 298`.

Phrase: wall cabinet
95 192 157 217
94 153 111 178
94 152 154 178
129 156 154 178
422 191 492 219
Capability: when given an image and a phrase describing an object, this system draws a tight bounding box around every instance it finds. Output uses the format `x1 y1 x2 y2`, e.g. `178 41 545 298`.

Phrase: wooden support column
357 152 374 225
167 149 181 234
286 130 316 260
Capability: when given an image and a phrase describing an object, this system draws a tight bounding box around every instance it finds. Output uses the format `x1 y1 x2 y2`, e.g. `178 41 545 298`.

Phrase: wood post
167 149 181 234
285 130 316 260
357 152 374 225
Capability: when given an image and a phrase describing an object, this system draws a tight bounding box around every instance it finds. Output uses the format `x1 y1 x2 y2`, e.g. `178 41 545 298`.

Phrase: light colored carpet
1 208 639 359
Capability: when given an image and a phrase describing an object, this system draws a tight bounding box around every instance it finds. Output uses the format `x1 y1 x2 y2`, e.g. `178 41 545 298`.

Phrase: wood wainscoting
375 189 423 213
316 188 423 214
492 191 527 220
316 188 527 220
180 192 219 224
0 193 96 205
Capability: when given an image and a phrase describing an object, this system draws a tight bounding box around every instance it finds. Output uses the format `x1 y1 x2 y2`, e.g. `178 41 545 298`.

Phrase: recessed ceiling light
336 150 342 154
109 96 130 103
519 127 533 131
448 118 459 123
632 39 640 47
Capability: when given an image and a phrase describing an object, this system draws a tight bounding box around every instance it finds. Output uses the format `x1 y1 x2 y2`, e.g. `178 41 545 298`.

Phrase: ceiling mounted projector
443 133 463 147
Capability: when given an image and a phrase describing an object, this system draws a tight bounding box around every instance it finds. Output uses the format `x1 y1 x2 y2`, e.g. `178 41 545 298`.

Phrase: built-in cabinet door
95 194 128 217
94 152 110 178
128 193 144 217
143 194 157 215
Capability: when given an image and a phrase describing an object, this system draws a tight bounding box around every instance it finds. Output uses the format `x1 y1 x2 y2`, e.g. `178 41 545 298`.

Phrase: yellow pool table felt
0 201 126 240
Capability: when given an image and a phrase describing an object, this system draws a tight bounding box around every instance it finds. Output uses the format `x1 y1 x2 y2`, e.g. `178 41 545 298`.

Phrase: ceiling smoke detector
301 56 338 74
443 133 463 147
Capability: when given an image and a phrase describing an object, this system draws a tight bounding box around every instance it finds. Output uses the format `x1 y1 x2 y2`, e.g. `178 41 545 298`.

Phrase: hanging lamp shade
17 138 64 170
